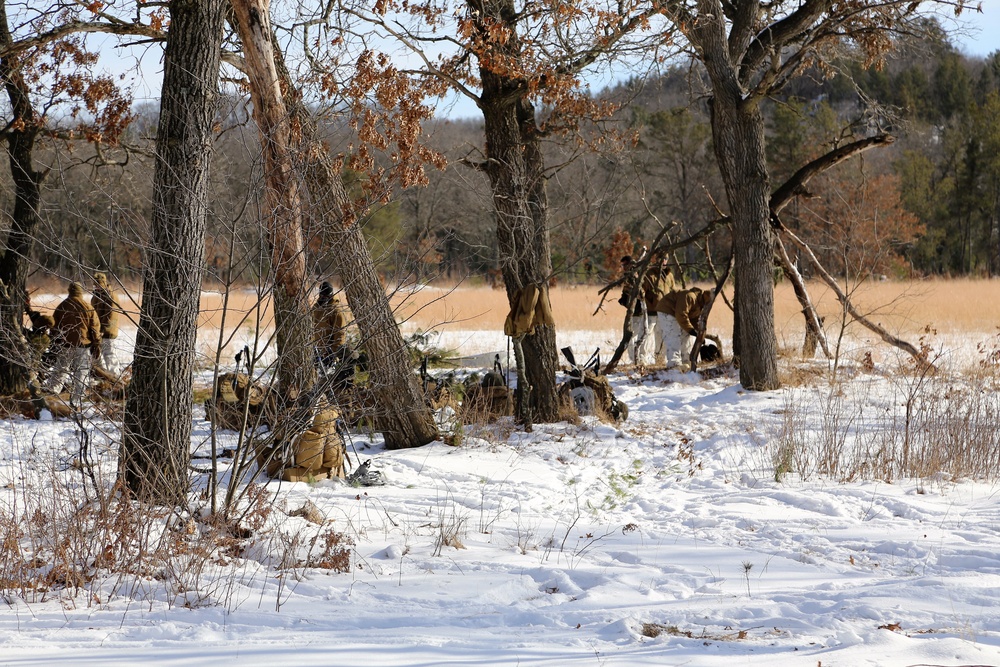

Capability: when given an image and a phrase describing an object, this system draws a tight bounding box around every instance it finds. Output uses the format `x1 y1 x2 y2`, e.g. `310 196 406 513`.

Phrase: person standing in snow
642 256 674 364
313 281 349 368
655 286 712 370
44 281 102 407
619 254 673 366
91 272 123 377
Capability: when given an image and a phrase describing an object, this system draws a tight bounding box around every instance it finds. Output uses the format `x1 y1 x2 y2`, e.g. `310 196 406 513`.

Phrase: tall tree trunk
478 20 559 422
234 12 437 448
230 0 315 398
300 142 439 448
693 8 779 391
709 98 779 389
0 2 43 395
120 0 225 505
518 100 559 422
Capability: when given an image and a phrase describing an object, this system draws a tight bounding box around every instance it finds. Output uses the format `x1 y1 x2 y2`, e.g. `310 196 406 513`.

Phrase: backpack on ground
557 347 628 423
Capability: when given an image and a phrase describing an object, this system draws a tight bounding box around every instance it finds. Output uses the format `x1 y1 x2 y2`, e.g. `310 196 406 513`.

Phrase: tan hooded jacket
620 263 674 316
53 282 102 351
313 296 348 352
91 273 121 339
641 266 674 311
655 287 712 333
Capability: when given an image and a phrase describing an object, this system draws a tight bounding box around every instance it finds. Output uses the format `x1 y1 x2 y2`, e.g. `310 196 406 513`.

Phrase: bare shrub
433 502 468 556
770 349 1000 483
304 529 354 571
0 421 356 610
772 395 804 482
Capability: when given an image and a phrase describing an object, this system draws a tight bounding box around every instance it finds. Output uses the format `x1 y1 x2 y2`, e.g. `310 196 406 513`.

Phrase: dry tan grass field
385 278 1000 340
37 277 1000 345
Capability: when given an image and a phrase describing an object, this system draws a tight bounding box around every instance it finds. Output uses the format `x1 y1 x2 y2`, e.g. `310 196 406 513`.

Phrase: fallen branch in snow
775 218 935 372
774 234 831 359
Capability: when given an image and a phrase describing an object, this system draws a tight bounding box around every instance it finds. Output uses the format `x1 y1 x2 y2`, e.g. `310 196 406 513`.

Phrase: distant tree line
3 22 993 290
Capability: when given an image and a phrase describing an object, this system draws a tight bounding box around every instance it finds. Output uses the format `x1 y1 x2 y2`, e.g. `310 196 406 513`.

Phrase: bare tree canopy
651 0 971 390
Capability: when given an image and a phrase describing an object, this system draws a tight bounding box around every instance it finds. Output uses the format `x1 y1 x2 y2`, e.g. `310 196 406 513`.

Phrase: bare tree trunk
476 0 559 423
272 66 439 450
230 0 315 397
0 1 43 394
120 0 225 505
707 96 779 389
690 8 779 391
483 101 559 423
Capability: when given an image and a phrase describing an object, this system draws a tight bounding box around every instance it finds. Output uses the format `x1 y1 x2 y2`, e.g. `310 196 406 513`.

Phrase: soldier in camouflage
43 282 102 407
619 254 673 365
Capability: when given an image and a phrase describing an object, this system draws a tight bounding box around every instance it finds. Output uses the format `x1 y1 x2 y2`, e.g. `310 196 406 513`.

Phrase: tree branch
775 216 934 371
740 0 834 78
0 20 165 59
769 133 895 215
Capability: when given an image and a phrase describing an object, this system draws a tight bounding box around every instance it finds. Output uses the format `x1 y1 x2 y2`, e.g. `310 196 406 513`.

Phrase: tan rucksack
257 398 347 481
205 372 267 432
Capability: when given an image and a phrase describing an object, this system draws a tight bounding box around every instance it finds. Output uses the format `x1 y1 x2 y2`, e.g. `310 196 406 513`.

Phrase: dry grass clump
0 446 354 607
556 394 583 425
770 343 1000 483
297 528 353 572
772 277 1000 342
778 362 828 388
640 622 765 641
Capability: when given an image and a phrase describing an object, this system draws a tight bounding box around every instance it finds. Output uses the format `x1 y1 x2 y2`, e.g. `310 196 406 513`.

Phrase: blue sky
101 3 1000 120
953 4 1000 56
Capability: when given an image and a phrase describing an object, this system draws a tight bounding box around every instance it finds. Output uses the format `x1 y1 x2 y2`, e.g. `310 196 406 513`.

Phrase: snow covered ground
3 326 1000 666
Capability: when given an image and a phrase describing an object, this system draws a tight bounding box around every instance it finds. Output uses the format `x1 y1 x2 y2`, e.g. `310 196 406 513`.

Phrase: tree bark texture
691 2 780 390
476 0 559 422
230 0 315 398
258 32 438 449
0 2 43 395
120 0 225 505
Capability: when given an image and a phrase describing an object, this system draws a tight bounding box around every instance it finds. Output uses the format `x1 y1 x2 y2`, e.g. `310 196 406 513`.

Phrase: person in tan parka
91 272 123 376
618 254 674 365
44 281 102 406
655 286 712 370
313 281 349 367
